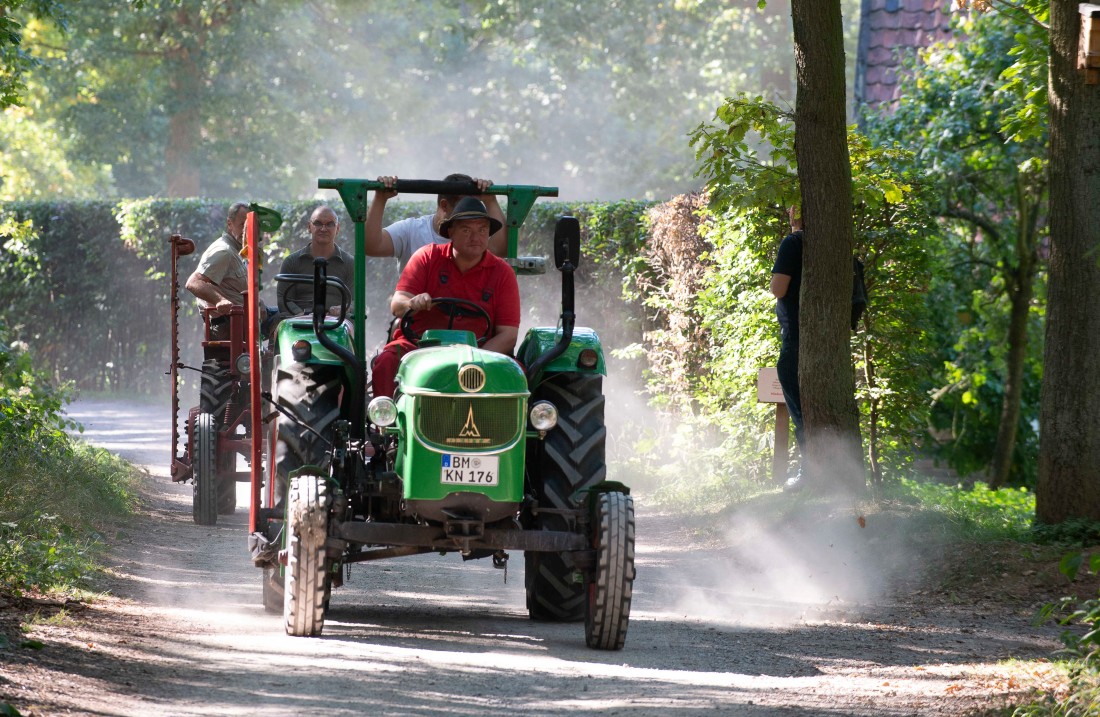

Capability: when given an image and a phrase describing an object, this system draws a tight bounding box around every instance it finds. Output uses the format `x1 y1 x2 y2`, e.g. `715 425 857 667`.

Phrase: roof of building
855 0 957 115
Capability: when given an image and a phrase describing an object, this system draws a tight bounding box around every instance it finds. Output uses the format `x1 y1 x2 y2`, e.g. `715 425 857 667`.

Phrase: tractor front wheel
584 491 635 650
284 473 330 636
525 372 606 621
192 413 218 526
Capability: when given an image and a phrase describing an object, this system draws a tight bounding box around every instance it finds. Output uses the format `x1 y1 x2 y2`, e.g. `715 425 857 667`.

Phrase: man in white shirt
364 173 507 270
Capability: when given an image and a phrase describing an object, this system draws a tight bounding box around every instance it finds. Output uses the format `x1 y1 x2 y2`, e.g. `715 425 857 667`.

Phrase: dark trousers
776 329 804 451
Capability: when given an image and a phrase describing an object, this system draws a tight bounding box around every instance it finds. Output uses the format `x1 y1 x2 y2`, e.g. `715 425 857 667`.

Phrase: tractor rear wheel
192 413 218 526
274 362 343 509
284 473 330 636
584 491 635 650
525 372 606 621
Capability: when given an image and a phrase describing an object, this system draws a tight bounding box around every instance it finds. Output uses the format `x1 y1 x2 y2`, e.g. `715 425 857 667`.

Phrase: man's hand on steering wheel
405 292 433 314
400 296 493 345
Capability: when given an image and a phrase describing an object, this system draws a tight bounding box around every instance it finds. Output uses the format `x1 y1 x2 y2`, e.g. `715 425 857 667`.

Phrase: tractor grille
416 395 524 451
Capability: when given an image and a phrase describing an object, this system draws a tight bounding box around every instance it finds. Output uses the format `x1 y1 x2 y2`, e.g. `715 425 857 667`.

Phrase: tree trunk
1036 2 1100 523
164 9 203 197
988 185 1040 490
790 0 865 494
988 263 1034 489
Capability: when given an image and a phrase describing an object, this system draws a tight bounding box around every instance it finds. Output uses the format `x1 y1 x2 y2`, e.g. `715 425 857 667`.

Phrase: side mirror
553 215 580 270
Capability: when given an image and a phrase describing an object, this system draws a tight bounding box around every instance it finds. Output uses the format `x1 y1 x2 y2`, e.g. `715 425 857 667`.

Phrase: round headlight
577 348 599 369
529 400 558 431
234 353 251 376
368 396 398 427
291 340 312 363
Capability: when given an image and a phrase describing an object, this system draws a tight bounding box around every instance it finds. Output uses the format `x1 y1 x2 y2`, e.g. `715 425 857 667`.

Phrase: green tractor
247 178 635 650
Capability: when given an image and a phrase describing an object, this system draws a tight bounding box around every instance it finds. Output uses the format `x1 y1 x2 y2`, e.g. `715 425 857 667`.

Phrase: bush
0 325 139 597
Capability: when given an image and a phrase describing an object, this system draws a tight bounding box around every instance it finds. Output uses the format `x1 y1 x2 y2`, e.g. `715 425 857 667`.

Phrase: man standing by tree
771 205 806 487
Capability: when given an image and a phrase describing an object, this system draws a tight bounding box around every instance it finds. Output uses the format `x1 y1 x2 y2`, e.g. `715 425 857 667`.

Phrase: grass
890 477 1036 541
0 398 141 599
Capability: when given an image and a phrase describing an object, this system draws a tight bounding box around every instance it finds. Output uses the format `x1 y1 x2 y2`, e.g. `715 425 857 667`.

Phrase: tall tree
1036 2 1100 523
865 10 1048 488
790 0 864 492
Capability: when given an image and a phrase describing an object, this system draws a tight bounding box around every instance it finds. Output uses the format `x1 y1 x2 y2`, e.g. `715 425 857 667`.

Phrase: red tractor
168 207 279 525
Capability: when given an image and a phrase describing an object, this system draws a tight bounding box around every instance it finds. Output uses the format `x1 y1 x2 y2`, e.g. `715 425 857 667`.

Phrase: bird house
1081 3 1100 84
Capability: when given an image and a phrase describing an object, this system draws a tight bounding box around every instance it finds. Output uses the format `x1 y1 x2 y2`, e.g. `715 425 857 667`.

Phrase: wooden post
773 402 790 485
1081 4 1100 84
757 367 790 485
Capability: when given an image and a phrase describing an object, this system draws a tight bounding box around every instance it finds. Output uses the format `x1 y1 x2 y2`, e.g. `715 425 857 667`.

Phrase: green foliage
864 8 1048 487
1030 521 1100 548
0 0 69 109
0 323 138 597
0 0 860 200
892 479 1035 541
1020 549 1100 717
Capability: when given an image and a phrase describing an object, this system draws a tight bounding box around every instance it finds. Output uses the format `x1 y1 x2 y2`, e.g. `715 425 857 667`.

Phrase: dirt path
0 397 1067 716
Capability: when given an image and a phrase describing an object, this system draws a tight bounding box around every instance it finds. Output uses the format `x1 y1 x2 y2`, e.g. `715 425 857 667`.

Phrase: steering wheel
273 273 351 328
400 297 492 345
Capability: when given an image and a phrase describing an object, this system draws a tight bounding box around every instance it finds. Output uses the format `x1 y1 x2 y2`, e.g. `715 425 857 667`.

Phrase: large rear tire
585 491 635 650
200 358 232 422
193 413 218 526
525 373 606 621
284 473 329 636
274 362 343 508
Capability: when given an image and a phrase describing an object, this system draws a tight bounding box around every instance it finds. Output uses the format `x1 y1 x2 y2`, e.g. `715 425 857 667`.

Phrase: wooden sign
757 367 786 404
1081 3 1100 84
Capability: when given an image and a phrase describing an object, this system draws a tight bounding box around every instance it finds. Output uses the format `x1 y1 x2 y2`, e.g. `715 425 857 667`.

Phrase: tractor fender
518 326 606 383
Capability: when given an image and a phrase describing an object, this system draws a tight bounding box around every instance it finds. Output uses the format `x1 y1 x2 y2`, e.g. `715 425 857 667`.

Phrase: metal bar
169 235 181 473
342 546 435 563
336 521 588 552
354 219 365 362
246 211 263 535
317 179 559 260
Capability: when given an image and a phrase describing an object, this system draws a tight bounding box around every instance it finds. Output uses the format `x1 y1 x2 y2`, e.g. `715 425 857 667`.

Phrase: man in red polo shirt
371 197 520 398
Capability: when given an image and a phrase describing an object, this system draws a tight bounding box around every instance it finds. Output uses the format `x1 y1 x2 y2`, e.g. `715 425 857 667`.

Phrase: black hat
439 197 503 238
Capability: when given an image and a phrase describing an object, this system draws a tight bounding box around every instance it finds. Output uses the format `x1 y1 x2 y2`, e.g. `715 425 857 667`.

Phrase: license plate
441 454 499 486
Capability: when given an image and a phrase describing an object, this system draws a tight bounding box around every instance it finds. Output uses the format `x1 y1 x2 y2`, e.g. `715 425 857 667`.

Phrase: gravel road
0 397 1066 716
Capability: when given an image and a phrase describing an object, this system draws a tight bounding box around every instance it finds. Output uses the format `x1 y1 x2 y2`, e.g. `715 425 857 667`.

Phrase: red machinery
168 208 276 526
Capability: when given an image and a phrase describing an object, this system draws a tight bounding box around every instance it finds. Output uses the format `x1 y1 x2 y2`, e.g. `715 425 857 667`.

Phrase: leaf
0 702 24 717
1060 552 1084 582
19 639 44 650
1089 554 1100 574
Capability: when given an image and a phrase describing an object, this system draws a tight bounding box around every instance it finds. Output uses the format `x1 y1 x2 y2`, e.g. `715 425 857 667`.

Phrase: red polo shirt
394 242 520 340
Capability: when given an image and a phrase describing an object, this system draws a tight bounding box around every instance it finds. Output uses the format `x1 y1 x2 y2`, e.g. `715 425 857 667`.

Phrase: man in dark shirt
771 205 804 483
277 205 355 316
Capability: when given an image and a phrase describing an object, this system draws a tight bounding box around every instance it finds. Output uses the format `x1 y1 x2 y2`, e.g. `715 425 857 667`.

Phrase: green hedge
0 199 652 394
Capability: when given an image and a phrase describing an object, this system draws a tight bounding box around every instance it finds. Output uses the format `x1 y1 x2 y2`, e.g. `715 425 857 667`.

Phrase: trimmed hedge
0 199 651 394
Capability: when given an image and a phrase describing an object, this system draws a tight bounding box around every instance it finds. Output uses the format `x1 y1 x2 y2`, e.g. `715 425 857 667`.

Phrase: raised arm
476 178 507 257
364 175 399 257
